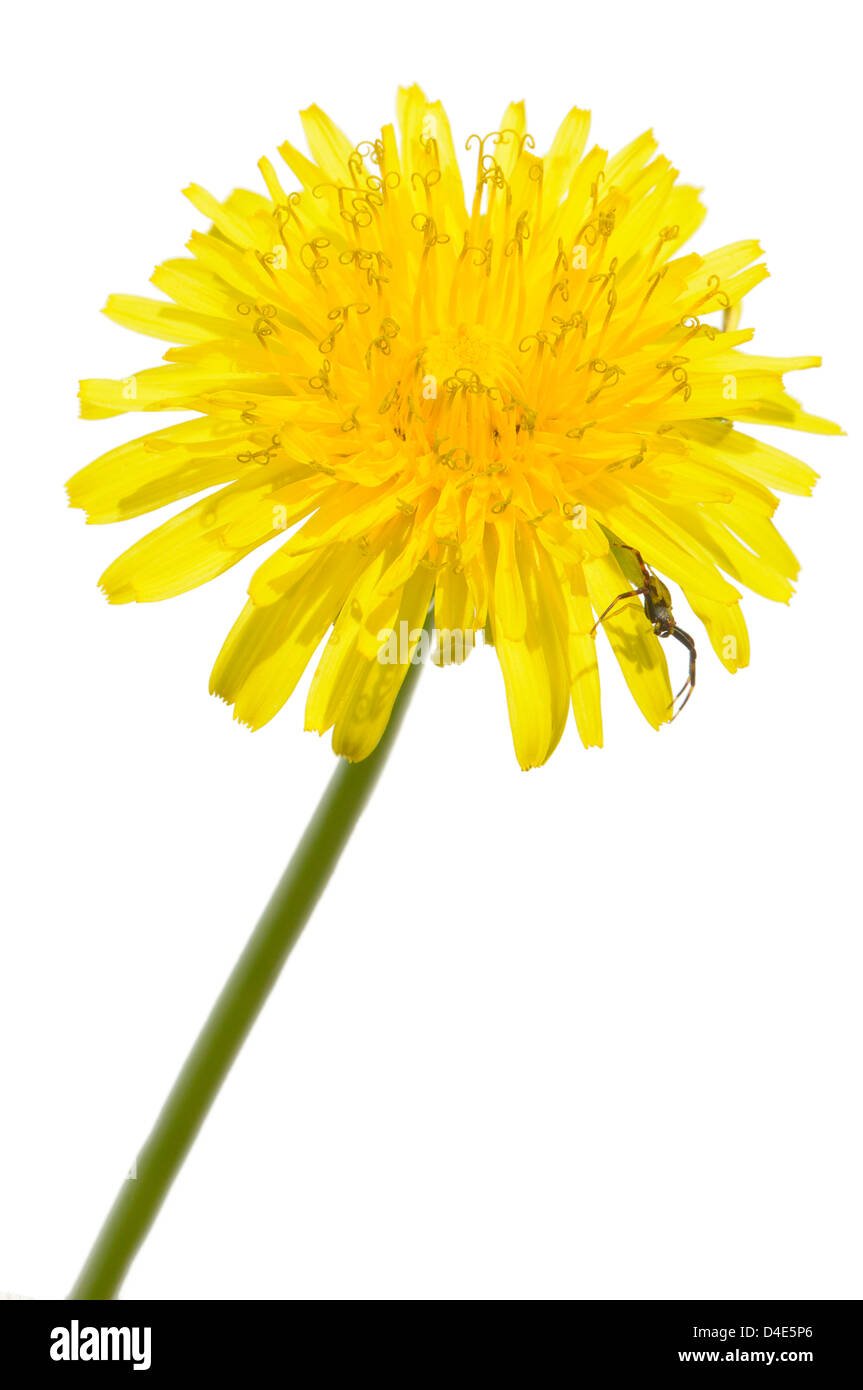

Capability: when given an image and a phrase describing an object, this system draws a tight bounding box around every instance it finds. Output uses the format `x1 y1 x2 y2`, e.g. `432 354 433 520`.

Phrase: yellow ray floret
69 88 841 768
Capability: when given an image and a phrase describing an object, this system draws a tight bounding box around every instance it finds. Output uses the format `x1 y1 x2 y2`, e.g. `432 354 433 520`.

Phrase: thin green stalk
69 640 429 1300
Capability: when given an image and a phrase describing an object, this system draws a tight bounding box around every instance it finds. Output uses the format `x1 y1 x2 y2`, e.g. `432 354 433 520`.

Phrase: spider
590 546 696 718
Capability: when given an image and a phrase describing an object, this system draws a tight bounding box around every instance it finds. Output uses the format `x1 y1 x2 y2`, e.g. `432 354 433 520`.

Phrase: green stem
68 642 428 1300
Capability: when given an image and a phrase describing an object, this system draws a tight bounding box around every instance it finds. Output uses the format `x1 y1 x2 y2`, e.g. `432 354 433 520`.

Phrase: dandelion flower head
69 87 839 767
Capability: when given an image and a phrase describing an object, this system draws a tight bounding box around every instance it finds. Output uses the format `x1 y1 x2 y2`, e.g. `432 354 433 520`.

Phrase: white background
1 0 859 1300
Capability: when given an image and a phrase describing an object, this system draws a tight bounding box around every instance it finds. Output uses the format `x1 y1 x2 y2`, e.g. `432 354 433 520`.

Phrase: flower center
422 324 497 382
388 324 531 468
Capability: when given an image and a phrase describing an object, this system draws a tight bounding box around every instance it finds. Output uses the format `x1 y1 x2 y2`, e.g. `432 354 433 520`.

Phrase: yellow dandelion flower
69 87 840 768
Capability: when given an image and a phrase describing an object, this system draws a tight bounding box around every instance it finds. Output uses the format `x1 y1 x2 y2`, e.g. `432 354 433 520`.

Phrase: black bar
2 1298 859 1374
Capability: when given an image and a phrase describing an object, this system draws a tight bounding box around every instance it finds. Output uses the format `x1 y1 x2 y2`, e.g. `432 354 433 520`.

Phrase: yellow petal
99 468 313 603
211 544 364 729
330 568 434 760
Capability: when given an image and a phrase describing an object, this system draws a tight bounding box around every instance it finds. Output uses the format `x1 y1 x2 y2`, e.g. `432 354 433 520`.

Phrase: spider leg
668 626 696 718
589 586 649 636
